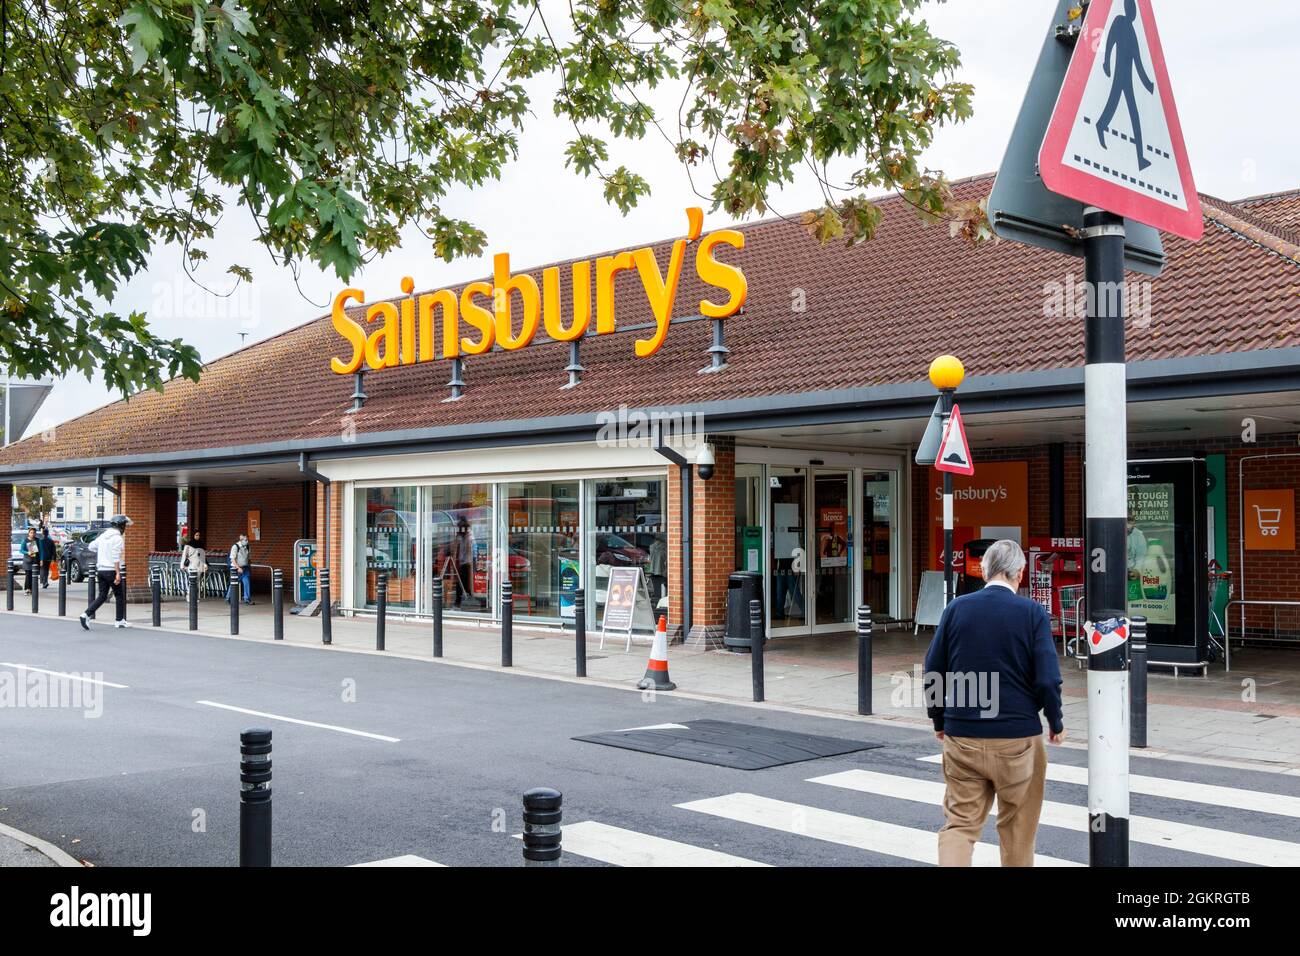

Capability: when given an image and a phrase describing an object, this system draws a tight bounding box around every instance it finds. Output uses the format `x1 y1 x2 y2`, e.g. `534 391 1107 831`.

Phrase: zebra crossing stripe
676 793 1080 867
819 769 1300 867
349 854 445 867
536 821 770 867
918 754 1300 818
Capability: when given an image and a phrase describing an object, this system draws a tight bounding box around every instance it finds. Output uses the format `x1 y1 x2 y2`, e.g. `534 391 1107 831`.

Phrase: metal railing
1223 599 1300 673
147 554 277 600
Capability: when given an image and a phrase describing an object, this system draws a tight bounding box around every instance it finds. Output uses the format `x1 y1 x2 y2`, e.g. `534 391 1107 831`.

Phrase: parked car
10 530 26 565
63 527 107 582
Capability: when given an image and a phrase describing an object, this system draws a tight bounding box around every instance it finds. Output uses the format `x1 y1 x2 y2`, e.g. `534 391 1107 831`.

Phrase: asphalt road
2 616 1299 867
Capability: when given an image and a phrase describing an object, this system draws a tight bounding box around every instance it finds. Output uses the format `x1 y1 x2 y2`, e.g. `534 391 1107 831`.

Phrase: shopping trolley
1207 560 1233 663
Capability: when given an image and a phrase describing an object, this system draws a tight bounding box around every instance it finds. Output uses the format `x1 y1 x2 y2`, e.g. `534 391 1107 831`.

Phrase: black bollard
432 577 443 658
857 604 873 716
88 565 97 607
501 581 513 667
749 598 764 703
188 569 199 631
57 556 67 617
521 788 562 866
238 728 273 867
228 569 240 635
272 568 284 641
151 566 162 627
6 559 15 611
574 588 587 677
320 568 332 645
375 571 388 651
1130 615 1148 749
30 564 38 613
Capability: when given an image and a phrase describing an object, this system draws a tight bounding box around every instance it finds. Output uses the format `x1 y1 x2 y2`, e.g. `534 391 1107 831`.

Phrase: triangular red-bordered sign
1039 0 1202 241
935 405 974 476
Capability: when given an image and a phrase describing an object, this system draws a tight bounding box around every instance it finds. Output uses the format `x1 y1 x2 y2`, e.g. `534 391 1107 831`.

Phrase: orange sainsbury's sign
329 208 746 375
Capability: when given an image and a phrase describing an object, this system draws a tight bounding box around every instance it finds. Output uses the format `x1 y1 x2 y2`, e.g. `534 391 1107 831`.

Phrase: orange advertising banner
928 461 1029 571
1244 489 1295 551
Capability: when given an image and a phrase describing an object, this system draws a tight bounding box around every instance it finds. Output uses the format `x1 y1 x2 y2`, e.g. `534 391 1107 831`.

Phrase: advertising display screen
1127 482 1177 626
1123 458 1208 659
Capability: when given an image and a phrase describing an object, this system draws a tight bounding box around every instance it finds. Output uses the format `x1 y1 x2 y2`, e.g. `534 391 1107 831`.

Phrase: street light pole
928 356 965 606
1083 205 1130 867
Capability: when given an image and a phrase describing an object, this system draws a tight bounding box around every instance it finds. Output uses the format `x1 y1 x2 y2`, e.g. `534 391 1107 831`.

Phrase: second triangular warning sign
1038 0 1201 240
935 405 974 476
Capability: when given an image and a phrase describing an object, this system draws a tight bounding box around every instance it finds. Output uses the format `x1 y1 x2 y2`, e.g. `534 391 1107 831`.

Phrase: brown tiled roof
3 174 1299 468
1236 188 1300 234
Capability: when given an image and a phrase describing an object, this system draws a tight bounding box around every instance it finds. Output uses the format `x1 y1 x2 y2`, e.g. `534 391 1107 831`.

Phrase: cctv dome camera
696 443 715 481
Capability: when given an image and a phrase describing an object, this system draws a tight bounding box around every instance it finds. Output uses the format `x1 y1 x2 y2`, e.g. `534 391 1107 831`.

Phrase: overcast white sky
24 0 1299 439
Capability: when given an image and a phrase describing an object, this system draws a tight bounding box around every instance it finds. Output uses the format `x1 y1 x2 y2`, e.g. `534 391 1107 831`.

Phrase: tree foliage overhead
0 0 978 396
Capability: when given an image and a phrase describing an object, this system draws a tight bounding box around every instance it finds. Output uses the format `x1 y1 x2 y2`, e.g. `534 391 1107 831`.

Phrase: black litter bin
723 571 765 652
959 538 998 595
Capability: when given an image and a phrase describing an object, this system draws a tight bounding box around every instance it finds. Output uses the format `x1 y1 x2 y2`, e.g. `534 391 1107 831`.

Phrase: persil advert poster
1127 482 1176 626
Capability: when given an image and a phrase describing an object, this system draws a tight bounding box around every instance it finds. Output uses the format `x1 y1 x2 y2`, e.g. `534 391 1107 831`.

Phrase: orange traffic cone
636 615 676 691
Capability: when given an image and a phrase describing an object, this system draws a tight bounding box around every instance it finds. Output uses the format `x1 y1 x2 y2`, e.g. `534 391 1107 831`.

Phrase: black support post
87 567 97 608
432 577 443 657
749 598 764 702
228 569 240 635
375 571 388 651
1130 615 1148 749
574 588 587 677
30 565 38 613
857 604 873 716
7 559 15 611
1083 206 1130 868
238 728 272 867
501 581 513 667
188 569 199 630
57 556 67 617
272 568 284 640
151 566 162 627
521 788 562 866
320 568 332 645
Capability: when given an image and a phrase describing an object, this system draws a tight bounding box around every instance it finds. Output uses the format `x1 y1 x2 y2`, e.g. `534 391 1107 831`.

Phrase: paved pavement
3 614 1300 867
10 586 1296 769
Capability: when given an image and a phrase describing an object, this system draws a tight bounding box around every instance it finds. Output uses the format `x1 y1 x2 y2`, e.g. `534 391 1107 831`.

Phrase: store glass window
735 464 763 573
423 484 494 615
588 476 666 631
503 481 581 621
355 486 418 610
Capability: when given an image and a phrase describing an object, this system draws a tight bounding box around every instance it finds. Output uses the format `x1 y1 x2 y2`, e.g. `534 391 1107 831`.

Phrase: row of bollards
234 726 563 867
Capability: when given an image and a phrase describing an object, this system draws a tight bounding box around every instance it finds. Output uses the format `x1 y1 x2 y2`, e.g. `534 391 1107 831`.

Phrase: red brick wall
203 484 306 595
119 477 156 601
313 479 343 601
666 436 736 643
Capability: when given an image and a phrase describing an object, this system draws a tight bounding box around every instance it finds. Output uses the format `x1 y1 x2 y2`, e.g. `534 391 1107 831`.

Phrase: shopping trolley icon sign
1254 504 1283 537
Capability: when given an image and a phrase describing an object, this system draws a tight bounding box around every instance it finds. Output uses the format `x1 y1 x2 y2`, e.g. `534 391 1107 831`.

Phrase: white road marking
677 793 1079 867
512 821 769 867
350 855 444 867
614 723 690 732
195 701 400 743
816 769 1300 867
0 663 128 689
919 753 1300 818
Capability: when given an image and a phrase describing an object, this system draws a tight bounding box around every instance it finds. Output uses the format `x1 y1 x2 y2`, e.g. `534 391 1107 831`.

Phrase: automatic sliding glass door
768 468 807 631
812 471 852 630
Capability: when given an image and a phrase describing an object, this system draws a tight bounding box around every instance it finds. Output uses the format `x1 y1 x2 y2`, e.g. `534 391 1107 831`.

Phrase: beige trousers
937 734 1047 867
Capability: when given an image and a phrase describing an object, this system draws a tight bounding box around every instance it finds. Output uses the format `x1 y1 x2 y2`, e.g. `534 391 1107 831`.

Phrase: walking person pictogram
1096 0 1155 170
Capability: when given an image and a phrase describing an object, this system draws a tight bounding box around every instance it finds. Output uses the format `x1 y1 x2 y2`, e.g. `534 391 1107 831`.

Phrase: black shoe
79 613 89 631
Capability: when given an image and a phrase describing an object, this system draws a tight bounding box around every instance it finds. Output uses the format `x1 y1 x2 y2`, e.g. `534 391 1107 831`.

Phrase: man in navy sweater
923 539 1065 866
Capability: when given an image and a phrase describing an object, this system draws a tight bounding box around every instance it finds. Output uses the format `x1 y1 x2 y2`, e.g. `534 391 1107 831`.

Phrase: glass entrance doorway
751 460 902 638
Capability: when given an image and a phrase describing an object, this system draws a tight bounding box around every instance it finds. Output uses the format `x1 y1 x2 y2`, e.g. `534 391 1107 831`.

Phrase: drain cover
573 719 881 770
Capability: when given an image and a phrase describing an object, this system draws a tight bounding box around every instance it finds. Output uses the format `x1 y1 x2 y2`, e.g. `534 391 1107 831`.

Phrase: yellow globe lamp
928 355 965 392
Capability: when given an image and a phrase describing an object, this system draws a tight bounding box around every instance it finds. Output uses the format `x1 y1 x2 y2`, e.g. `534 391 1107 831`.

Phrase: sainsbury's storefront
0 177 1298 666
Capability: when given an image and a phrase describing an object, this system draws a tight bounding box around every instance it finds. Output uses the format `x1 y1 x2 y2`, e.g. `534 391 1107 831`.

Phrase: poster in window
818 507 848 568
1127 482 1176 626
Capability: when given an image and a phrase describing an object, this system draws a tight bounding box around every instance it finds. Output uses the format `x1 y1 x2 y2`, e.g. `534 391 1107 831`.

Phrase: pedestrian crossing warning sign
934 405 974 477
1039 0 1202 241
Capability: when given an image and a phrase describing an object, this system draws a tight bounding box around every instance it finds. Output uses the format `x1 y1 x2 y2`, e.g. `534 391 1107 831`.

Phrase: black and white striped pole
1083 205 1130 868
928 356 965 606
